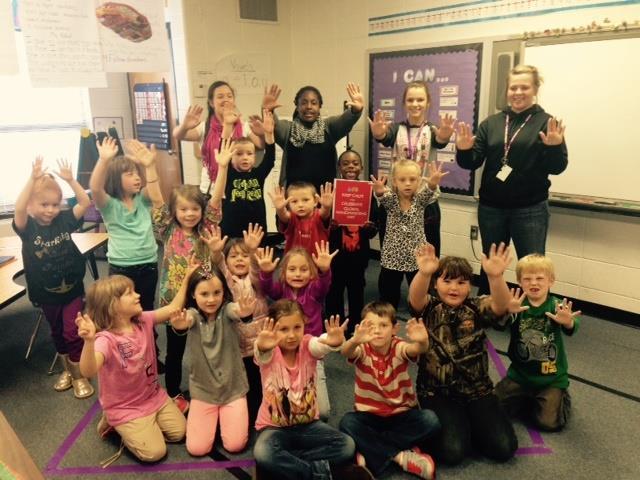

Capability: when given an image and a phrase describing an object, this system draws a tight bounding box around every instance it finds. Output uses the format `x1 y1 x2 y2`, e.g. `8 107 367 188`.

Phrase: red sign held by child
332 179 373 226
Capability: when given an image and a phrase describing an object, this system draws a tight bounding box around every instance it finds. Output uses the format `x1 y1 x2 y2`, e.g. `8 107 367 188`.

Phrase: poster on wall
0 0 18 74
133 83 170 150
19 0 106 87
369 43 482 196
95 0 170 72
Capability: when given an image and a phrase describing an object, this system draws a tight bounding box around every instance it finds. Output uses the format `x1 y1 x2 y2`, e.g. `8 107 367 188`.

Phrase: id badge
496 164 512 182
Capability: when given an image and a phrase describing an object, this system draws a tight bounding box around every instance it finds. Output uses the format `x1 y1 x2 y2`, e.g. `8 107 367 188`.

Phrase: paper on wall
95 0 170 73
19 0 106 87
0 0 18 75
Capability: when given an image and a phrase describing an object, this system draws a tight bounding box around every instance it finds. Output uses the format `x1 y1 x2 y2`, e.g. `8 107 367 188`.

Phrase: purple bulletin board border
368 43 483 197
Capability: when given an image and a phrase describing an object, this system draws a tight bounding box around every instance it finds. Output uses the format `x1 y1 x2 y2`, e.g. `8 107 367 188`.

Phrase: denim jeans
477 200 549 294
339 408 440 476
253 420 355 480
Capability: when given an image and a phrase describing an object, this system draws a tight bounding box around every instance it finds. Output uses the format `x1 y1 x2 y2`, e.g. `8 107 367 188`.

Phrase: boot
64 356 95 399
53 354 73 392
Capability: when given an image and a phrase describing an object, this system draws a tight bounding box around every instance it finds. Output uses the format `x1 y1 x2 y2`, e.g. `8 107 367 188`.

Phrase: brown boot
53 354 73 392
64 356 94 399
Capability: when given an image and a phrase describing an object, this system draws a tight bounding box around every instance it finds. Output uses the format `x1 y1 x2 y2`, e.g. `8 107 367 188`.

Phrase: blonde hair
32 174 62 200
516 254 555 282
508 64 543 92
279 247 318 283
390 159 421 191
85 275 138 331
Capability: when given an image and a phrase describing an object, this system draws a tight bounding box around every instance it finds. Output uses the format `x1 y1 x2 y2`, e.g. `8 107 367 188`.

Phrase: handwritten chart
19 0 106 87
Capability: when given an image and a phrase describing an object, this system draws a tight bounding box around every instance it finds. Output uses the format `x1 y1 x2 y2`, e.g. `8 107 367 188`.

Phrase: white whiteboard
525 37 640 202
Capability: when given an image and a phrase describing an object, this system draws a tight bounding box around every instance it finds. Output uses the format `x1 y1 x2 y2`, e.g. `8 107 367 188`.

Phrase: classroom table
0 410 45 480
0 232 108 310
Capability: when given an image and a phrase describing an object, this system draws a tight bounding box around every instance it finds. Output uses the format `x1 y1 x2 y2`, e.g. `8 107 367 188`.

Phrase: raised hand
455 122 475 150
369 174 388 196
345 82 364 113
31 156 47 180
243 223 264 251
96 136 119 161
187 253 202 276
406 317 429 346
268 186 288 211
546 298 581 328
319 182 333 210
127 139 156 168
237 291 257 318
54 158 74 182
256 317 280 352
436 113 456 141
169 308 190 330
262 84 282 112
76 312 96 341
414 243 439 276
506 288 530 314
262 109 275 135
181 105 204 130
222 104 240 126
539 117 565 146
319 315 347 348
424 159 449 189
201 224 228 254
312 240 338 273
369 110 391 139
248 115 265 137
481 242 512 278
351 318 375 345
255 246 280 273
216 138 236 167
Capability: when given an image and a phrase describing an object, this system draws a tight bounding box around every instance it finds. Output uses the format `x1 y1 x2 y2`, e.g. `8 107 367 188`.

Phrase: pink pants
186 396 248 456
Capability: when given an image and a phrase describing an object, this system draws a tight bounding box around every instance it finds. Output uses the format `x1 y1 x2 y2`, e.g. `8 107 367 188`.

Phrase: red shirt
279 209 329 255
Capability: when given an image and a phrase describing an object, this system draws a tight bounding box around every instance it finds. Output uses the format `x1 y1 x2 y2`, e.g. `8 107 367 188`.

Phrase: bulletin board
368 42 483 196
133 82 170 150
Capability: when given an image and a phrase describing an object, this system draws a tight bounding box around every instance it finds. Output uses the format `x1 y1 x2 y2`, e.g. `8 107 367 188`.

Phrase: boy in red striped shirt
339 301 440 480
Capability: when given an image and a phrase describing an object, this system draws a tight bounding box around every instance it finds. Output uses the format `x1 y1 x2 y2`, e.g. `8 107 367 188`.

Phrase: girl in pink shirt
255 242 336 419
75 262 197 464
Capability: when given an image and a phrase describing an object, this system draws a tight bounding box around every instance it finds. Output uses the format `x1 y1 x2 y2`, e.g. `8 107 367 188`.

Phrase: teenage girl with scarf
173 81 265 194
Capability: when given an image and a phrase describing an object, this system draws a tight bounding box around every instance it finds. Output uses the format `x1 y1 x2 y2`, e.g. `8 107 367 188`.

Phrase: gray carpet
1 259 639 479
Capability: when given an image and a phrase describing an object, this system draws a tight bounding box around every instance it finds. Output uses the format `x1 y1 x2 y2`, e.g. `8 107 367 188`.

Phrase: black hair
292 86 323 120
338 146 362 164
203 81 235 142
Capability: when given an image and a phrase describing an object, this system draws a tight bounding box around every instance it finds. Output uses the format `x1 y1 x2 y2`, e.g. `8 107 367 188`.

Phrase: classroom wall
282 0 640 313
88 0 640 315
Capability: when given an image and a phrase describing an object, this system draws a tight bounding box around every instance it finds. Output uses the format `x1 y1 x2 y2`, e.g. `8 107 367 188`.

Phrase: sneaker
330 464 375 480
97 412 115 439
173 393 190 414
397 447 436 480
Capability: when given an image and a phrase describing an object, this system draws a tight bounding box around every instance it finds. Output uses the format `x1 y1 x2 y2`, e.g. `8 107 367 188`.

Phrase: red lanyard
406 122 427 160
503 114 532 165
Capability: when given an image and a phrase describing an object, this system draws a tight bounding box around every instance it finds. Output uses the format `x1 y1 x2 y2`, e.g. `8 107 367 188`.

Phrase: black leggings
419 393 517 465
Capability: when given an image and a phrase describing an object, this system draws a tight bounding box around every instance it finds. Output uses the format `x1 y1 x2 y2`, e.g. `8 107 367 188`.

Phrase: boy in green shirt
495 254 581 431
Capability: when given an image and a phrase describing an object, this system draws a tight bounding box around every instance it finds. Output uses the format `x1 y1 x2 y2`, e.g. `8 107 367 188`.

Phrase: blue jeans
253 420 355 480
339 408 440 476
477 201 549 294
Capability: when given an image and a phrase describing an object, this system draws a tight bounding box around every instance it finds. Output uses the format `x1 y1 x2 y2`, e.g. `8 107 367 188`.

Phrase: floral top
152 204 220 306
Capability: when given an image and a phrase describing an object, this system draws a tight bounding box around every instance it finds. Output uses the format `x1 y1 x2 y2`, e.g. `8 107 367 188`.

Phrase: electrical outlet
470 226 479 240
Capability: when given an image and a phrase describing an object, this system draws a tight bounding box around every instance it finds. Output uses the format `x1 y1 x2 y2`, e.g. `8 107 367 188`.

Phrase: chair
24 308 59 375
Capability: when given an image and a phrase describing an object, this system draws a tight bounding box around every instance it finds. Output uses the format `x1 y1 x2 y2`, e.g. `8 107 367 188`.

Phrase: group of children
12 79 580 480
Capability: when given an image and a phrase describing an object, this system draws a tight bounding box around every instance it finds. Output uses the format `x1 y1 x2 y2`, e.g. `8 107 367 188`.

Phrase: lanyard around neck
405 122 427 160
503 114 532 165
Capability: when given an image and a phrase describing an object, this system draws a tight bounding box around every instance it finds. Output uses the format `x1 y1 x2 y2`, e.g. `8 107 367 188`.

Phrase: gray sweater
186 305 248 405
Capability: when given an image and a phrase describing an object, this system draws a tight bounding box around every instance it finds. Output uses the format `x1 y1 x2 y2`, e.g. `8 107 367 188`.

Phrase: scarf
201 115 244 182
289 117 327 148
